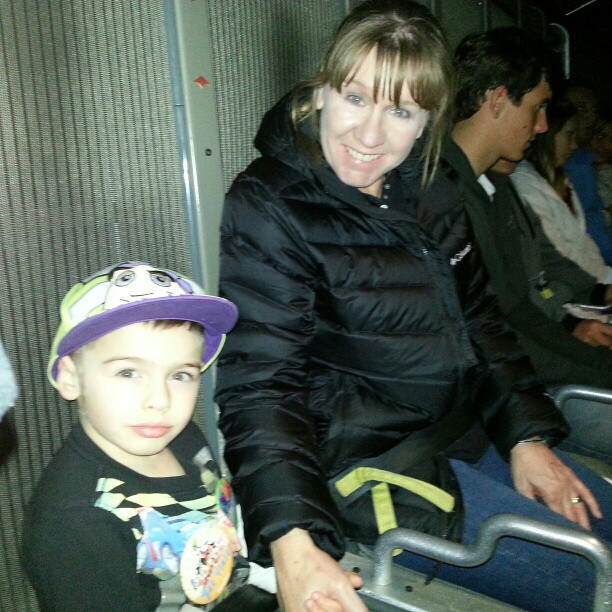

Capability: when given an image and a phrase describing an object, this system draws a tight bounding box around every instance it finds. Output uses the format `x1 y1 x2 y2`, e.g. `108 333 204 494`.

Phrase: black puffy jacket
216 95 568 565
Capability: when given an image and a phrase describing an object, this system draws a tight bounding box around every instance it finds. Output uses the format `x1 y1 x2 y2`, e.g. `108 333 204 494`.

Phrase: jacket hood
253 90 424 187
253 92 314 178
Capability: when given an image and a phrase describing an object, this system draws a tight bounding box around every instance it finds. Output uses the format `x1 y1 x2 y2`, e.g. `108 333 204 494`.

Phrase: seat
548 385 612 480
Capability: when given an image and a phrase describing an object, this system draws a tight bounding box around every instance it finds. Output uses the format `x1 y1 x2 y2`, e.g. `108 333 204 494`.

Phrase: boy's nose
145 378 171 411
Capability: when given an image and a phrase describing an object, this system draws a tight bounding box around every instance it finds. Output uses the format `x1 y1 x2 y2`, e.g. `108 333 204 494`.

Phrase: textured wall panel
207 0 344 190
0 1 346 609
0 1 192 608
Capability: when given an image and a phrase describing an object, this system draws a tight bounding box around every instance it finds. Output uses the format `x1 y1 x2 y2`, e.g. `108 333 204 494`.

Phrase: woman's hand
271 528 367 612
510 443 602 530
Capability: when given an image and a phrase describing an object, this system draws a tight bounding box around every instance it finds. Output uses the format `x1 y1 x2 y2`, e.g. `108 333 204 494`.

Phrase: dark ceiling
541 0 598 14
531 0 609 24
531 0 611 109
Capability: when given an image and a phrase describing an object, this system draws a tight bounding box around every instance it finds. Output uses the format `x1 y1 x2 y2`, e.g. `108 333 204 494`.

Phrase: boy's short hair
48 262 238 387
453 27 553 122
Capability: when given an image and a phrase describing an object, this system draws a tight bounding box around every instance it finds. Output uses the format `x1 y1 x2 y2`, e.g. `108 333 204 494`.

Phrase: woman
511 95 612 283
216 3 609 611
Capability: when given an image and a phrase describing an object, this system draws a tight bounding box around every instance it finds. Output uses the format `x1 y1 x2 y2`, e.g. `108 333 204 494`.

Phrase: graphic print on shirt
135 506 235 604
93 467 246 607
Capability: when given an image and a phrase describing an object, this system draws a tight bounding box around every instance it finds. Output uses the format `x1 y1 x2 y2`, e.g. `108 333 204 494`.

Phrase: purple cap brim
52 295 238 379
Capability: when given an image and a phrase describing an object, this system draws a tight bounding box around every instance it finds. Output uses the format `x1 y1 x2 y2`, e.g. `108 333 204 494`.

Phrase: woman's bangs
394 43 446 110
371 45 404 103
327 44 373 92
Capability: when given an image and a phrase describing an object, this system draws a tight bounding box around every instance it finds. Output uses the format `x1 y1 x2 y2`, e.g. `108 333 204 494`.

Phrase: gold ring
571 496 582 504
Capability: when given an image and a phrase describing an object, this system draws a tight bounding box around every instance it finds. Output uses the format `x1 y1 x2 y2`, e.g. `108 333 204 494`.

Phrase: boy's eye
117 369 137 378
172 371 198 382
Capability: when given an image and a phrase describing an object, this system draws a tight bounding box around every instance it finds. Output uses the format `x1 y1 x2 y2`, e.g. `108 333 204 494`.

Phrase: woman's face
316 47 430 198
554 116 578 168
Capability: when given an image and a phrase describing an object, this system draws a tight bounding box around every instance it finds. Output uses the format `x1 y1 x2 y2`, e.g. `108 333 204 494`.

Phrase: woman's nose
354 109 385 148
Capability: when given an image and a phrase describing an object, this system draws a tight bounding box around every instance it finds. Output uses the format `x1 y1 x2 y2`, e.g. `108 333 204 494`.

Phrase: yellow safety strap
335 467 455 554
540 288 554 299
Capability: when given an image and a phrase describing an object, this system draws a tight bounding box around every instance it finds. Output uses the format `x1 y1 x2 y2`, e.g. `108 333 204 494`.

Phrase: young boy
22 262 275 611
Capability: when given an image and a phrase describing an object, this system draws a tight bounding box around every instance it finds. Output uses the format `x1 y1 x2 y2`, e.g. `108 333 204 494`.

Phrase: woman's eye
346 94 363 105
391 107 411 119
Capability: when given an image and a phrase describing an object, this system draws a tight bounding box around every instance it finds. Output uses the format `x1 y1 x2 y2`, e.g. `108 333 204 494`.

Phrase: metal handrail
372 513 611 610
551 385 612 408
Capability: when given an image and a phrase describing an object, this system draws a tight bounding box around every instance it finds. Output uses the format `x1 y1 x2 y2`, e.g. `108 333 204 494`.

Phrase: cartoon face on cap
105 265 185 309
47 261 239 388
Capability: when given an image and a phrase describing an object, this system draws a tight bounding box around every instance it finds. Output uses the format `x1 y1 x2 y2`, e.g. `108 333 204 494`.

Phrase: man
421 27 612 390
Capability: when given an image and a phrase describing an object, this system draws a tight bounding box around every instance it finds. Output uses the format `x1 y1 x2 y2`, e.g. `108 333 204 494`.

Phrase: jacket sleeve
456 238 569 458
215 176 345 565
524 203 598 304
417 164 569 458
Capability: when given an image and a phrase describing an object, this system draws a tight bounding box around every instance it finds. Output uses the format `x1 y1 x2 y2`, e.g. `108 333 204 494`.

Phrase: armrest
371 514 611 611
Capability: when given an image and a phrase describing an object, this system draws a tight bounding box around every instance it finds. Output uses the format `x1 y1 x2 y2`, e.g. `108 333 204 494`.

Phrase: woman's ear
314 86 325 111
415 111 431 139
56 356 81 401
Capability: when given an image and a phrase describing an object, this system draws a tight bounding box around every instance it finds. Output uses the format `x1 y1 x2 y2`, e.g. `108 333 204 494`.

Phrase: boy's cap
48 262 238 387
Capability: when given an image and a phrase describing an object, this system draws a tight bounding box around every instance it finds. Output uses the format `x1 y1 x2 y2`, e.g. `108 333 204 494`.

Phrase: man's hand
271 528 367 612
510 443 602 530
572 320 612 347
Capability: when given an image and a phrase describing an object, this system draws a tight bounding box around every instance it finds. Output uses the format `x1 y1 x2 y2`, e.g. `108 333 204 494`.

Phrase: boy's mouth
132 425 171 438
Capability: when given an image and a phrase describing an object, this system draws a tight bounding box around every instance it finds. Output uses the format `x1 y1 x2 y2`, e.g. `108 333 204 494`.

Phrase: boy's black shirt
22 421 247 611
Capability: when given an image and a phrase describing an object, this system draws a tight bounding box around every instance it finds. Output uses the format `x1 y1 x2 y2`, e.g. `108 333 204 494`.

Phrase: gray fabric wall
0 1 191 608
0 1 344 609
207 0 345 191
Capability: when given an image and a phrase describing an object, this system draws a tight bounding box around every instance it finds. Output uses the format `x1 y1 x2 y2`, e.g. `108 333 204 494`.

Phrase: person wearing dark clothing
447 27 612 465
433 138 612 390
216 5 609 612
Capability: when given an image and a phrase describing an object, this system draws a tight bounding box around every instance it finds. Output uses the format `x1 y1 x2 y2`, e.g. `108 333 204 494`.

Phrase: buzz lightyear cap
48 262 238 386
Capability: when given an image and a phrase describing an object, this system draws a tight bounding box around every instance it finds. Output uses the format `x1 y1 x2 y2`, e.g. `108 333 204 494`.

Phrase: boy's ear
56 356 81 401
487 85 508 119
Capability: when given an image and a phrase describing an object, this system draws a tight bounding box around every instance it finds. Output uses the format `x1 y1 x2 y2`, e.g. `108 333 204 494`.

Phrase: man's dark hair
453 27 553 122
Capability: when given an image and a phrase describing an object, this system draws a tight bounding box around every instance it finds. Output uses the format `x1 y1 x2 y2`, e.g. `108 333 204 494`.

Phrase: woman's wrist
270 528 314 558
511 436 549 453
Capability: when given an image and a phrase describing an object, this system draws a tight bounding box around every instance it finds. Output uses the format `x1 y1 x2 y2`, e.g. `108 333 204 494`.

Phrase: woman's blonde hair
291 1 454 186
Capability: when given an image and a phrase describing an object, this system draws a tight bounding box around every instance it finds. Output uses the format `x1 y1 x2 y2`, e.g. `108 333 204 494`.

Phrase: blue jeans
394 446 611 611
